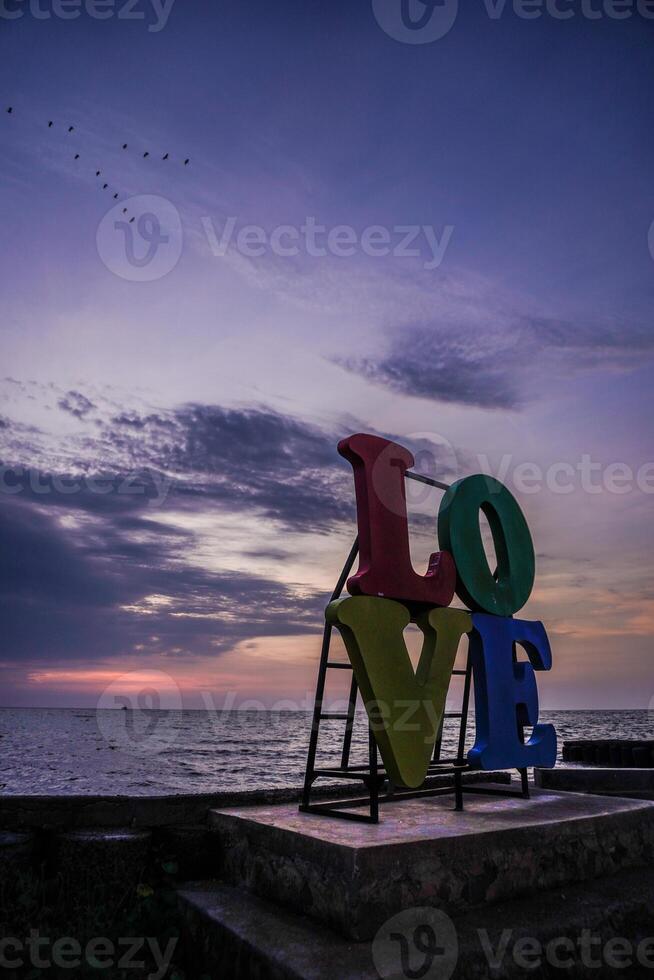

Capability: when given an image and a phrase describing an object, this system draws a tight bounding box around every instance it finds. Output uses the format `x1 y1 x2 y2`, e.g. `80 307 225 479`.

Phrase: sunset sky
1 1 653 709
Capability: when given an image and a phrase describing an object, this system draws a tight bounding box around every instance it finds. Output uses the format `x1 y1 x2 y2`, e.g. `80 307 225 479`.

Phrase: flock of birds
5 105 190 222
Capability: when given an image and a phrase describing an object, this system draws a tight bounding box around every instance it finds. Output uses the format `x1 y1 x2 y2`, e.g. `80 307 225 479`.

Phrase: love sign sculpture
327 433 557 788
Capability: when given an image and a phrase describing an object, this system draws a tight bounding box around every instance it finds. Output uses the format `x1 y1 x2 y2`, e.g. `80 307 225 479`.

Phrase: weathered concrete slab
178 867 654 980
209 787 654 940
536 766 654 800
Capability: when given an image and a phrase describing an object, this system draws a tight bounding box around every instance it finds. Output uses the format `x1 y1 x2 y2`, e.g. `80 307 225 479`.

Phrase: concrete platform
536 766 654 800
209 786 654 940
178 866 654 979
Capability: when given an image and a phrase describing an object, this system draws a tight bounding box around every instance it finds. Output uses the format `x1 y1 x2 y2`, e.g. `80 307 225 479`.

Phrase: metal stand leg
369 727 379 823
454 769 463 811
340 673 358 770
520 767 530 798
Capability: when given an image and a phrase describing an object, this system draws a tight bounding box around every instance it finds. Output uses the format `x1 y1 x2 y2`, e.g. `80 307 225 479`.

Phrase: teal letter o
438 475 535 616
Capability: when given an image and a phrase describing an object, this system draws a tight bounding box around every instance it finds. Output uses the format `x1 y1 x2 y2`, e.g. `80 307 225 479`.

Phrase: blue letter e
467 614 557 771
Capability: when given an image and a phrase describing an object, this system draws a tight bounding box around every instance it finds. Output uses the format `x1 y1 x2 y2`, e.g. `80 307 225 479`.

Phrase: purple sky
1 1 653 709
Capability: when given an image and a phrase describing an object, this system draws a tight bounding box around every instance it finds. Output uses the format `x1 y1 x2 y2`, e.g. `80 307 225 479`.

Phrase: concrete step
536 765 654 800
208 786 654 940
178 881 377 980
177 867 654 980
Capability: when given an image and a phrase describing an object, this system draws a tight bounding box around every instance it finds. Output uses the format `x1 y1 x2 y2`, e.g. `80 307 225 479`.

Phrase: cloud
339 324 520 409
333 313 654 411
0 385 467 679
0 385 355 531
105 402 355 531
0 493 326 666
0 396 364 673
58 390 96 419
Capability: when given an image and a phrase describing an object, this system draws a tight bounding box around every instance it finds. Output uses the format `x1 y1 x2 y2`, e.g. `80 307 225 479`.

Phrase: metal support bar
340 673 359 770
457 659 473 763
405 471 451 492
368 727 379 823
432 714 445 763
454 768 463 811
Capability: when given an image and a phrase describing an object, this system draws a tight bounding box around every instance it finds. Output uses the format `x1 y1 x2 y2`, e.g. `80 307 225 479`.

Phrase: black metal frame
300 470 531 823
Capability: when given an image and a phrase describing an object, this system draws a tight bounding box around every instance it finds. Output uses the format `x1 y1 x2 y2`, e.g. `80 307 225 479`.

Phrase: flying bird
68 126 74 133
6 107 12 114
122 208 128 213
122 143 127 149
162 153 169 160
102 183 108 189
48 120 53 127
184 158 190 166
143 151 149 158
96 170 101 176
129 217 135 223
74 153 80 160
113 193 118 199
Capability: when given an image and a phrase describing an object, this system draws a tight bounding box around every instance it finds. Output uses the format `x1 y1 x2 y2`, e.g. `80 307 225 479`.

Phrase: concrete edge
0 771 511 829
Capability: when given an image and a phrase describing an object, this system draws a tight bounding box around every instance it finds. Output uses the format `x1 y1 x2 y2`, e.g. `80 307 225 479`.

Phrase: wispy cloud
333 313 654 410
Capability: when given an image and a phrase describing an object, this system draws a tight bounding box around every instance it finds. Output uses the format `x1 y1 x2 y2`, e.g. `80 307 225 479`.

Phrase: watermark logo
96 195 182 281
96 669 182 755
372 0 459 43
372 910 654 976
372 908 459 979
371 430 459 518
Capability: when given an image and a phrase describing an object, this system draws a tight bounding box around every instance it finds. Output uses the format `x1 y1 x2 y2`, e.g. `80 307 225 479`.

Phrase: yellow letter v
326 597 472 788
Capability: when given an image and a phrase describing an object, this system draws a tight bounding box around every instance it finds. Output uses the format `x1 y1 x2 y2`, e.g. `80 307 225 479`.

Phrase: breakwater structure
536 739 654 803
3 771 654 979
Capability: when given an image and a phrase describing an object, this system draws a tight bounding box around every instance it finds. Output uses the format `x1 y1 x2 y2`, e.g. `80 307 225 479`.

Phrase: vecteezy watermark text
372 0 654 45
202 216 455 271
480 0 654 21
480 929 654 972
478 452 654 496
0 466 172 507
0 0 176 31
0 933 177 979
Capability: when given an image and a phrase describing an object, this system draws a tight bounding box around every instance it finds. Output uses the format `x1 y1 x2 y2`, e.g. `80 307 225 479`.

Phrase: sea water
0 708 651 796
